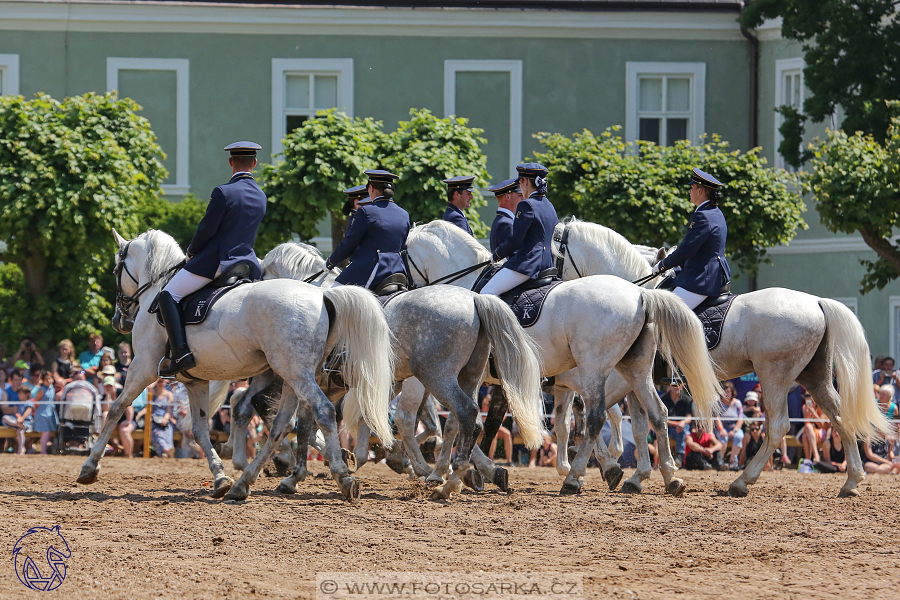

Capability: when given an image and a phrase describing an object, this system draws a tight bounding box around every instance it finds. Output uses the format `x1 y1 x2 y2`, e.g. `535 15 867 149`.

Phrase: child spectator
860 437 894 474
684 421 726 470
876 384 898 420
538 433 558 467
31 371 59 454
149 379 175 458
78 332 105 375
115 342 132 383
100 376 120 428
51 339 75 380
796 393 824 463
3 386 35 454
715 383 744 470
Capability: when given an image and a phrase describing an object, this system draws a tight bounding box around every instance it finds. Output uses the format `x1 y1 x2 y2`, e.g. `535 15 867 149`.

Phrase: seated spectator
634 428 659 470
661 382 693 467
876 384 898 420
821 427 847 473
11 337 45 375
3 386 35 454
873 356 900 403
538 433 558 467
860 437 894 474
97 353 117 381
739 422 772 471
4 370 24 408
26 365 44 392
684 421 726 470
115 404 136 458
100 376 120 428
149 379 175 458
31 371 59 455
796 393 824 463
115 342 132 383
170 382 203 459
78 332 105 375
714 383 744 470
51 339 75 380
211 404 231 435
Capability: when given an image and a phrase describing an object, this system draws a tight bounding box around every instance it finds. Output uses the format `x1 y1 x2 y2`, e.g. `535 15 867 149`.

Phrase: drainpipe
740 2 760 292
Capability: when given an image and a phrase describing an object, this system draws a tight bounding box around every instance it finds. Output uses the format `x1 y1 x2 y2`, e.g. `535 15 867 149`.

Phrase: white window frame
271 59 354 160
830 297 858 316
444 60 523 179
774 57 805 170
107 58 190 196
0 54 20 96
625 62 706 146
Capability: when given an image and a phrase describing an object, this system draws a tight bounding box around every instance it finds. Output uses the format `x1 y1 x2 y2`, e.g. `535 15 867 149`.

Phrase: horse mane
261 241 328 279
554 217 652 279
407 220 491 262
140 229 187 286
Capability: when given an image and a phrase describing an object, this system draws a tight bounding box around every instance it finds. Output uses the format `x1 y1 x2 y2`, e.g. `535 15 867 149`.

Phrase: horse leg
276 399 316 494
552 387 575 477
353 418 371 471
416 395 443 451
78 363 157 484
606 402 625 460
393 384 433 478
183 381 233 498
728 379 791 498
224 381 301 501
561 373 608 495
429 412 458 486
470 378 509 491
231 373 278 471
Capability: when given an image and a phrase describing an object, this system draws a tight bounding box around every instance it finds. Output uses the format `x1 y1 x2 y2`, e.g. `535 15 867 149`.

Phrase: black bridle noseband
401 249 491 290
113 240 183 320
553 224 584 280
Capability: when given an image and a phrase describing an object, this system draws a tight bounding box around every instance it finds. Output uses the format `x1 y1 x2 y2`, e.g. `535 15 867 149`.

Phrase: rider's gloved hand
651 261 664 276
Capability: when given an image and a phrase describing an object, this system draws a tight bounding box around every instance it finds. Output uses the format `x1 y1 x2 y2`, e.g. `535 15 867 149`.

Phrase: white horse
553 218 894 497
402 220 724 495
79 229 395 502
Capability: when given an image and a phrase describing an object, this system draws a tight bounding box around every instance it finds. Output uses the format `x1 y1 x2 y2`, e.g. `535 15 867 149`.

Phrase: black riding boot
157 291 196 377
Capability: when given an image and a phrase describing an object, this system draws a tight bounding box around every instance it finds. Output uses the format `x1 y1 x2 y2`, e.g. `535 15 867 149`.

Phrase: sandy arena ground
0 455 897 599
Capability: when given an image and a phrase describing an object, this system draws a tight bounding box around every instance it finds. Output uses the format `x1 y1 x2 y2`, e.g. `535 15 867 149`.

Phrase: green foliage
383 109 490 238
532 128 806 277
258 108 492 249
0 92 167 347
806 105 900 292
133 193 206 249
0 263 29 350
258 109 385 253
740 0 900 167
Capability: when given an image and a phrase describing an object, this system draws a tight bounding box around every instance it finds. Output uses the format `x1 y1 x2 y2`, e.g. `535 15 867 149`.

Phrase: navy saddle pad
695 294 736 351
500 280 564 328
148 278 252 326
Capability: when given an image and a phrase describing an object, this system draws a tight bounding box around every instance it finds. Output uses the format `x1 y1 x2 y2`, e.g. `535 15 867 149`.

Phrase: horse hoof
430 489 448 501
214 443 233 460
838 488 859 499
273 457 292 478
620 481 642 495
424 475 444 488
727 483 749 498
603 466 624 491
222 485 250 502
340 477 361 502
343 449 357 473
76 463 100 485
666 479 686 498
232 459 248 472
386 458 408 475
211 476 235 499
492 467 509 493
275 478 297 495
559 480 582 496
462 469 484 492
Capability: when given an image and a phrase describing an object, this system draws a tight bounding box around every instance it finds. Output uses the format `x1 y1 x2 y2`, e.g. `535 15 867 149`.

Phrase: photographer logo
12 525 71 591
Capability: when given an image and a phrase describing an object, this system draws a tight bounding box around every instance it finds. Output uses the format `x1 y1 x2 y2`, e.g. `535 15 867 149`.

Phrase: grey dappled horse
399 221 724 496
552 218 894 497
230 241 546 499
80 229 394 502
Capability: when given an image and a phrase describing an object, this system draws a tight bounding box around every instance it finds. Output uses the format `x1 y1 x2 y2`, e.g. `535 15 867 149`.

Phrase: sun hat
101 365 117 376
744 391 759 404
102 376 117 387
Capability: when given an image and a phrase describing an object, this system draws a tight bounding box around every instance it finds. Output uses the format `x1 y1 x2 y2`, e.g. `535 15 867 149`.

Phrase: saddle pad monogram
149 278 252 326
502 280 564 328
695 294 736 351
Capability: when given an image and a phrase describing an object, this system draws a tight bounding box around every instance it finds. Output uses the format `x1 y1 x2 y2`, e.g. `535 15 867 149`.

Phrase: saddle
372 273 408 297
148 262 255 327
478 267 561 328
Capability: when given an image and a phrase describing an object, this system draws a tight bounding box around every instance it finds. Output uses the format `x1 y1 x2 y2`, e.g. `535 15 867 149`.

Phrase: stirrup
158 352 195 379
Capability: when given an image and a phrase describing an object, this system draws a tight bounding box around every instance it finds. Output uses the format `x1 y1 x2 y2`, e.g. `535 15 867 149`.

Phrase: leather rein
114 240 184 319
401 249 491 290
554 223 661 286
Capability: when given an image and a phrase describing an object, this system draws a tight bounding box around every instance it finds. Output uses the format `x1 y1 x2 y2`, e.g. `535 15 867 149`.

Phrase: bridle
401 248 491 290
113 240 183 321
553 223 584 279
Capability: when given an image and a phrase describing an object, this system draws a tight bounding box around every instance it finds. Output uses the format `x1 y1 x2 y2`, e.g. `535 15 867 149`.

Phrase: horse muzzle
112 310 134 334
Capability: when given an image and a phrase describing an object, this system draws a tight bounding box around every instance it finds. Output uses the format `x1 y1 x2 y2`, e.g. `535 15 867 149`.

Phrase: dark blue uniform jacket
442 204 473 236
493 193 558 278
328 197 411 289
490 209 514 254
660 201 732 296
186 173 267 280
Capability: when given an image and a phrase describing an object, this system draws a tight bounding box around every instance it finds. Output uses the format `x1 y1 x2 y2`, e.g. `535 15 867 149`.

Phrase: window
626 62 705 146
831 297 858 316
774 58 805 170
0 54 20 96
271 59 353 159
107 58 190 196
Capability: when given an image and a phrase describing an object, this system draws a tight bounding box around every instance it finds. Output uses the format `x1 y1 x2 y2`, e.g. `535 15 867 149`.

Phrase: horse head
405 220 490 288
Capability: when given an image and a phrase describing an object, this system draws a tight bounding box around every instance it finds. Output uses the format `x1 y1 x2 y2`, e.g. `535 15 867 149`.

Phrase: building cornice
0 1 747 40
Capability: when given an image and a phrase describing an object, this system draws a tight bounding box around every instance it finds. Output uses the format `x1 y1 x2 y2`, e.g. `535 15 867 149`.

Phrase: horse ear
655 247 667 264
112 229 128 249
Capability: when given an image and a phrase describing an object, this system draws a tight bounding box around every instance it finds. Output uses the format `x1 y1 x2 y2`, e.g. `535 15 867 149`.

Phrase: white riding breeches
672 287 708 310
163 266 221 302
480 268 531 296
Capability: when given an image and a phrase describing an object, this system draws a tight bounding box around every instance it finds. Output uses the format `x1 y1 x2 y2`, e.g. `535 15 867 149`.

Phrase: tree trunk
859 227 900 276
748 274 758 293
330 212 349 266
21 250 48 298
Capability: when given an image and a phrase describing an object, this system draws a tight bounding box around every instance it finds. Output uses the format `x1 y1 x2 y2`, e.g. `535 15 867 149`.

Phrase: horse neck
567 230 654 285
412 233 487 289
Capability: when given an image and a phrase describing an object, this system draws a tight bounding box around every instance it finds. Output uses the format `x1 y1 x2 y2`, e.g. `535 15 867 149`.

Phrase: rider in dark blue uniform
159 141 268 376
326 170 411 290
341 184 369 217
487 178 521 253
441 175 475 236
481 163 559 296
653 168 732 310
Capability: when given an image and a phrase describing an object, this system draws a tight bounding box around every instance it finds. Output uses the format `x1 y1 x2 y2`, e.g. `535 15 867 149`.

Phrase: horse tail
322 286 395 448
819 299 893 441
640 289 723 429
340 388 363 439
472 294 545 450
208 380 231 415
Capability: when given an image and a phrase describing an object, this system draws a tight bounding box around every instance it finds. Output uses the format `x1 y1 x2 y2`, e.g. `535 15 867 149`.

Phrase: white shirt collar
498 207 514 218
695 200 711 211
231 171 253 178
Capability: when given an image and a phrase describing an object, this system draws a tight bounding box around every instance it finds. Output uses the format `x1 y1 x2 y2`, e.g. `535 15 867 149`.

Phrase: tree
258 109 385 253
0 92 167 347
806 106 900 292
383 109 491 237
532 127 807 279
132 193 206 249
740 0 900 167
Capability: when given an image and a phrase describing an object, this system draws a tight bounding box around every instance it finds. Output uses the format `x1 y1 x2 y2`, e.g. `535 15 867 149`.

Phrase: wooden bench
0 428 54 440
113 428 229 444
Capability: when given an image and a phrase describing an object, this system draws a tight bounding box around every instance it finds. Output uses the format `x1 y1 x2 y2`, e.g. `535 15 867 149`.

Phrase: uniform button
377 250 381 253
